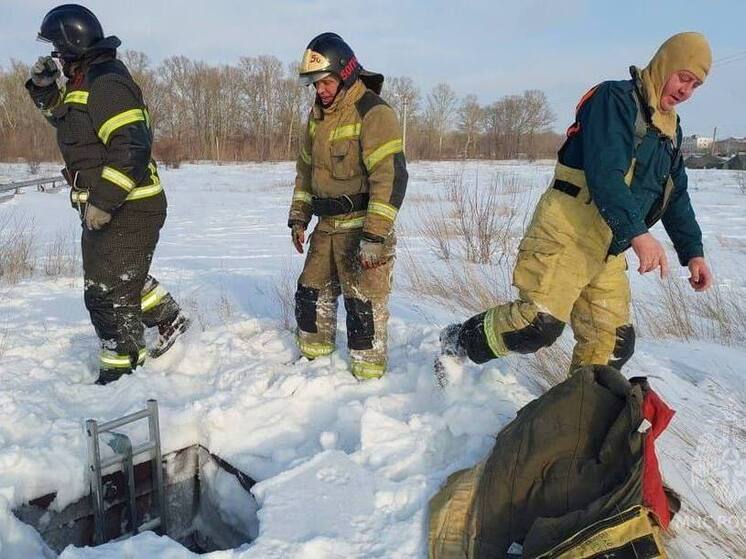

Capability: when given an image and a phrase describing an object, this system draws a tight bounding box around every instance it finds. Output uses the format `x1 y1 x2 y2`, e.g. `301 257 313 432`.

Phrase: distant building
713 137 746 157
682 135 713 153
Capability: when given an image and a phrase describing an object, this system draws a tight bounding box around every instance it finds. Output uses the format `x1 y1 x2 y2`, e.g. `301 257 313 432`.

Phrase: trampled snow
0 161 744 557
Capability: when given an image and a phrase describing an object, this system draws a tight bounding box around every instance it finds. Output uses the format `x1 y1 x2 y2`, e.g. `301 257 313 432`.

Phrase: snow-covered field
0 161 744 558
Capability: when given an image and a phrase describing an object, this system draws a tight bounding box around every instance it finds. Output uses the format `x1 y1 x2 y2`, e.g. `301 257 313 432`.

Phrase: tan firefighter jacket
288 79 407 240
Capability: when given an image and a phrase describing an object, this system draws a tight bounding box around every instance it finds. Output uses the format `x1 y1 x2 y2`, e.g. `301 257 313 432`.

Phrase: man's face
315 75 341 106
660 70 703 111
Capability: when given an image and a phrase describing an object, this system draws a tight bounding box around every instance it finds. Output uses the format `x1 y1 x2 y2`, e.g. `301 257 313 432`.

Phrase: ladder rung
98 409 151 432
100 441 156 470
87 400 166 545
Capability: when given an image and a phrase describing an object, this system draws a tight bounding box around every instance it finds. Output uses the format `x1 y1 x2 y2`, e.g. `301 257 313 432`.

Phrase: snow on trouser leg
85 281 148 379
338 240 394 380
97 346 147 384
344 293 387 379
141 276 191 358
349 359 386 380
81 209 164 382
140 275 181 328
456 304 566 365
295 229 340 359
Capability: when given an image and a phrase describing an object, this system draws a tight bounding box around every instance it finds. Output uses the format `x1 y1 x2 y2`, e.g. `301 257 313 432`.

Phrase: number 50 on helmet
298 32 384 94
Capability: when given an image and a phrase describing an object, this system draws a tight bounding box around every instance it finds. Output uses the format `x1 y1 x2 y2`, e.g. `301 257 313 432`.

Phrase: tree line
0 52 563 164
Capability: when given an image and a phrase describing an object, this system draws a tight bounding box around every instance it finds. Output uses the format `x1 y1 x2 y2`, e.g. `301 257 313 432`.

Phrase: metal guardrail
0 175 65 195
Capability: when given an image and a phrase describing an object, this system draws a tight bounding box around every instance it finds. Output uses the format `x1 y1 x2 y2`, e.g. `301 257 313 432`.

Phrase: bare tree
521 90 555 159
457 94 483 159
0 60 57 161
0 51 561 163
239 55 285 160
277 63 313 159
483 90 555 159
425 82 458 158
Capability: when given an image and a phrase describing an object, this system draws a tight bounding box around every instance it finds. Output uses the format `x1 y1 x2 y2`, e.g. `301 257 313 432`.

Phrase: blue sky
3 0 745 137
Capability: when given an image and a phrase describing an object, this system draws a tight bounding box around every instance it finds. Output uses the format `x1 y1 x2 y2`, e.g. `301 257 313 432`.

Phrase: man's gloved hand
30 56 60 88
290 221 307 254
84 204 112 231
358 235 387 269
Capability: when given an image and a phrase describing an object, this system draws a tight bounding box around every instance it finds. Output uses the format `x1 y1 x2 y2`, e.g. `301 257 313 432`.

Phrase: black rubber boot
439 323 467 357
95 368 133 385
150 312 192 358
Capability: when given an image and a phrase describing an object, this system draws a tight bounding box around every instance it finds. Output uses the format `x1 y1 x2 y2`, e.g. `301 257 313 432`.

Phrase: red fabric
641 388 675 528
68 70 84 89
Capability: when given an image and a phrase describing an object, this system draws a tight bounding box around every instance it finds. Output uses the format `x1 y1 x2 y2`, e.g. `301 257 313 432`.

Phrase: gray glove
30 56 60 87
84 204 112 231
358 238 387 269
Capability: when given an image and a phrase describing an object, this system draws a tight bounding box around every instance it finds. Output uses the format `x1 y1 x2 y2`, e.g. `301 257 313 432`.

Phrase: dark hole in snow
13 445 259 554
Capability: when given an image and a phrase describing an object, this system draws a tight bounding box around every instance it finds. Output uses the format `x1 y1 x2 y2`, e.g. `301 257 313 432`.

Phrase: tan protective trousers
480 177 633 371
295 228 395 379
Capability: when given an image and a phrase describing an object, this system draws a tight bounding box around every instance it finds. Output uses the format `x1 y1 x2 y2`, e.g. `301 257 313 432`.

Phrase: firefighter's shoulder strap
629 66 680 153
630 87 650 153
630 69 681 214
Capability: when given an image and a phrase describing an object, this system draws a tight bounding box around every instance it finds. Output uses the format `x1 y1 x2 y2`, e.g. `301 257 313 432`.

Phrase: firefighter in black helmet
26 4 190 385
289 32 408 380
298 32 384 94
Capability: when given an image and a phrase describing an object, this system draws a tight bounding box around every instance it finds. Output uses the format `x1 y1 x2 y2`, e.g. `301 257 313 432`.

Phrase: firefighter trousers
295 228 395 379
81 209 180 373
458 181 635 373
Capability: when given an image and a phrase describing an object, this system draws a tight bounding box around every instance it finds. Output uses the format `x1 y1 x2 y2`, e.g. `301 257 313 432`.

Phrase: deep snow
0 161 744 558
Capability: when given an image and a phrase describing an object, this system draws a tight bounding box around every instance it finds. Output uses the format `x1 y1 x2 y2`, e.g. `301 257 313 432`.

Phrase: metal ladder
85 399 167 545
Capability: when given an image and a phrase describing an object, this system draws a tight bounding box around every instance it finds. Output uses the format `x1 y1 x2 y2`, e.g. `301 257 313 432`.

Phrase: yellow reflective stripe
367 201 398 222
71 191 89 203
297 337 335 358
147 161 159 181
97 108 146 144
350 360 385 379
535 506 661 558
141 285 168 312
300 148 312 165
126 181 163 201
308 120 317 139
101 166 136 192
329 123 361 142
100 163 162 201
332 216 365 229
483 308 507 357
293 191 313 205
364 139 403 171
100 348 147 368
143 107 151 130
64 90 89 104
